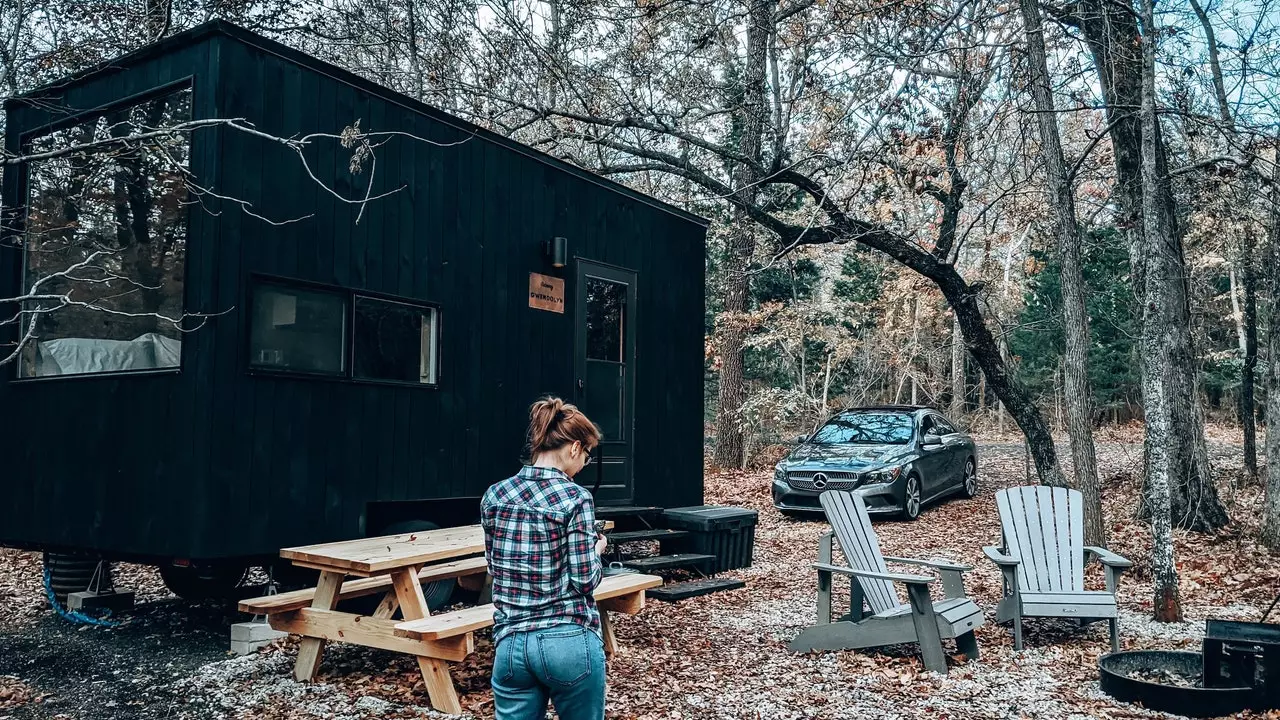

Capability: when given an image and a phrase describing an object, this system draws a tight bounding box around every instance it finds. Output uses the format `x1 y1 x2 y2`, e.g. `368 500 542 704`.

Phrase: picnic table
240 524 661 714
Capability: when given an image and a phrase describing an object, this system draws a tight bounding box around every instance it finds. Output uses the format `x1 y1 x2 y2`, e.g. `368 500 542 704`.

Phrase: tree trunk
951 314 964 419
1138 0 1182 621
1243 231 1259 484
1076 0 1228 533
1019 0 1105 545
935 270 1070 488
711 0 773 469
1261 145 1280 550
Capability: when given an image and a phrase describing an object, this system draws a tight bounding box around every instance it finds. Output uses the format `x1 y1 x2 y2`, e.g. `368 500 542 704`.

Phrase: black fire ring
1099 650 1256 718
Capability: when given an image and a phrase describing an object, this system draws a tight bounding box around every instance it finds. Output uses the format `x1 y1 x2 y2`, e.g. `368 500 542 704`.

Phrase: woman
481 397 610 720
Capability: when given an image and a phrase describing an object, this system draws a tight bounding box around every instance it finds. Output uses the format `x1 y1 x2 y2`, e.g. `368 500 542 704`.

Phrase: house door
574 261 636 505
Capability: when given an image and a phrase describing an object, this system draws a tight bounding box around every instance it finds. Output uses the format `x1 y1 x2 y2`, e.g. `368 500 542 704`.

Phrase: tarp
34 333 182 376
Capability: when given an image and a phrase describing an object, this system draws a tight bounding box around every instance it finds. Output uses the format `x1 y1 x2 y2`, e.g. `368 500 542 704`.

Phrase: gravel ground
2 435 1278 720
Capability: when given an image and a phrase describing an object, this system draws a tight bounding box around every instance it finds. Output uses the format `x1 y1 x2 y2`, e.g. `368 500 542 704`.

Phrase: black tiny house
0 22 708 581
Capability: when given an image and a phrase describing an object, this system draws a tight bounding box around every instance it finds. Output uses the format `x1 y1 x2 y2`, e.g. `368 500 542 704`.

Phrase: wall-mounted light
544 236 568 268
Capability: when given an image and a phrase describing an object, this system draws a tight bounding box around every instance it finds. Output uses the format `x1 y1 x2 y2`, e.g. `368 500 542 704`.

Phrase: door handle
577 378 584 390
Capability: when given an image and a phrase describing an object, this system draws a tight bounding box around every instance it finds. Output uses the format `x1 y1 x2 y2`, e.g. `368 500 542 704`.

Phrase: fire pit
1099 650 1255 717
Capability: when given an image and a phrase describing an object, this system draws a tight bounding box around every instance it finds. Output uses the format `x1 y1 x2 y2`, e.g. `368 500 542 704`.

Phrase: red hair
526 396 601 459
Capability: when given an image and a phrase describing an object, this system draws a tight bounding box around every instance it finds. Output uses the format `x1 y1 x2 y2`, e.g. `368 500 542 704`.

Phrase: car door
931 414 966 491
916 414 949 496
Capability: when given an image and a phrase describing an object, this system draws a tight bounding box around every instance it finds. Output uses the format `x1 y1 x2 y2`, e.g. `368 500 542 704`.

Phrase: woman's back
481 465 602 646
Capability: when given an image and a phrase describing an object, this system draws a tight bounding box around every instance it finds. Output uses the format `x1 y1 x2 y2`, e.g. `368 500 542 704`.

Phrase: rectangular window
249 283 348 375
353 296 438 385
18 86 193 378
246 278 439 386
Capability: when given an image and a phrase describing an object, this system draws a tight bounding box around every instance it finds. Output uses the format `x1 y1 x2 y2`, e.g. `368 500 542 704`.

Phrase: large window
18 86 193 378
249 283 348 375
247 279 439 386
809 412 915 445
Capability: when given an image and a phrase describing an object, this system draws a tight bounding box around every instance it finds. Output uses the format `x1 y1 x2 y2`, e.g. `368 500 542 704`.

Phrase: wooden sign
528 273 565 313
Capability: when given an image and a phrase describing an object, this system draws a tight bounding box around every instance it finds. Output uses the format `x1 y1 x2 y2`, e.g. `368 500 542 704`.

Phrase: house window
17 86 193 378
248 282 348 375
246 278 438 386
353 296 438 385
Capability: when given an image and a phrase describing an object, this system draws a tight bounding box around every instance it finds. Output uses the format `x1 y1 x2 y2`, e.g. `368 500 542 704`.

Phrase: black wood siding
0 24 706 562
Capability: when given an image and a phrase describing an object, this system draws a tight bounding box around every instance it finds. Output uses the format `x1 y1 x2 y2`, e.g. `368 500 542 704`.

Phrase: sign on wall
528 273 565 313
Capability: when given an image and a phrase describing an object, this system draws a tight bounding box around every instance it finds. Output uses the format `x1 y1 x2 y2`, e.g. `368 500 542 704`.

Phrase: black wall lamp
544 236 568 268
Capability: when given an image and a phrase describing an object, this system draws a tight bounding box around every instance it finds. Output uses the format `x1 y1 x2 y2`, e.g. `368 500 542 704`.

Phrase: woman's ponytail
525 395 600 460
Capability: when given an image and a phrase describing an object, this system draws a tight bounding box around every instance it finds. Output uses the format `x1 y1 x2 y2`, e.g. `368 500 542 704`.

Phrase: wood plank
1035 487 1063 592
294 571 343 682
1020 592 1117 605
999 488 1040 592
1022 601 1117 618
1067 488 1085 591
270 608 473 661
239 557 488 614
821 492 897 613
598 592 644 614
280 525 486 575
392 566 461 715
1050 486 1073 591
601 611 618 658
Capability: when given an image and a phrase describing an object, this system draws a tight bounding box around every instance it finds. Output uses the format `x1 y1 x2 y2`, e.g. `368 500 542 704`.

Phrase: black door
574 261 637 505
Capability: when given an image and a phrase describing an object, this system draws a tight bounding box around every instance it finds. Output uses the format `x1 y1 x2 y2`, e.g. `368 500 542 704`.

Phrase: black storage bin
661 506 758 573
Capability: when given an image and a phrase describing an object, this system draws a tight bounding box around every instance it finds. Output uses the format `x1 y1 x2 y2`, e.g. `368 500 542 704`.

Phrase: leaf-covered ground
3 435 1280 719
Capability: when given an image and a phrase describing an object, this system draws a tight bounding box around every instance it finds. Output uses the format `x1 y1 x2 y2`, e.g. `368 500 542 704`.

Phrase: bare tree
1137 0 1182 621
1017 0 1104 545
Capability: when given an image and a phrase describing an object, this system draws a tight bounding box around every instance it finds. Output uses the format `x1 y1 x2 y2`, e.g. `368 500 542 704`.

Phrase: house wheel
159 562 250 602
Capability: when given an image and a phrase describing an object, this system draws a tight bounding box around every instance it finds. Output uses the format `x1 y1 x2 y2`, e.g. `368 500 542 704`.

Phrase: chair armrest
1085 546 1133 568
813 562 934 586
983 546 1020 567
883 556 974 572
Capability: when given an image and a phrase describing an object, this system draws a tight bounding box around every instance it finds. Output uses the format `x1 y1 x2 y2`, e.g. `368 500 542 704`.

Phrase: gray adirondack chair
788 490 985 673
984 486 1133 652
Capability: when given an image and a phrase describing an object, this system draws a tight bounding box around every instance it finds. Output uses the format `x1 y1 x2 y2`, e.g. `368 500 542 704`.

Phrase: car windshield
808 412 914 445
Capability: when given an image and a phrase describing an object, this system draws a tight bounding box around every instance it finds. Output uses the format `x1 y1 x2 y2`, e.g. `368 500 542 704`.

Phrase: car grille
786 471 862 491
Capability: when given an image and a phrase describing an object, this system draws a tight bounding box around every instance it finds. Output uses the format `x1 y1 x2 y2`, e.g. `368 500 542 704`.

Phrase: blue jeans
492 624 606 720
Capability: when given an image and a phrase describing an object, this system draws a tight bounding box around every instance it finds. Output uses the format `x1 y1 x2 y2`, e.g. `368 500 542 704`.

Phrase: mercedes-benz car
771 405 978 520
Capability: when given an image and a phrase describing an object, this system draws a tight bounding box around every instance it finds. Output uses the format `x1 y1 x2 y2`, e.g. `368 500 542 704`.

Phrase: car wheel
961 458 978 498
900 475 922 521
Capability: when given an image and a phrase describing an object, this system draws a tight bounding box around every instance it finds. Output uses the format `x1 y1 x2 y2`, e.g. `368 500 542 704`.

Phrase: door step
607 529 688 543
647 577 746 602
620 554 716 572
595 506 664 521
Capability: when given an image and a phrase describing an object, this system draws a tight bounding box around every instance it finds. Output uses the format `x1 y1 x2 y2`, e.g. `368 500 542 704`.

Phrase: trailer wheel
159 562 249 602
377 520 456 611
43 553 113 606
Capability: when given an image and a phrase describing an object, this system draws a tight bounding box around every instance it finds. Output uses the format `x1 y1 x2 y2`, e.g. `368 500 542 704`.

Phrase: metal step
620 554 716 572
647 577 746 602
607 528 688 543
595 506 665 521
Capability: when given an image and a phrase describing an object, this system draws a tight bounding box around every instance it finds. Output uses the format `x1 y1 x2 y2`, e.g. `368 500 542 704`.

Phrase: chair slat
1035 487 1063 592
1067 487 1085 591
999 488 1038 591
820 491 898 614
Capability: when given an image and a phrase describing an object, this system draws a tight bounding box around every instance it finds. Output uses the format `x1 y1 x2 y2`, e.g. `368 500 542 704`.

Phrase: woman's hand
594 533 608 556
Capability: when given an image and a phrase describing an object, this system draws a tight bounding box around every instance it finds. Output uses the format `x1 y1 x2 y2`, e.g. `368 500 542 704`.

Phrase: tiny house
0 21 708 593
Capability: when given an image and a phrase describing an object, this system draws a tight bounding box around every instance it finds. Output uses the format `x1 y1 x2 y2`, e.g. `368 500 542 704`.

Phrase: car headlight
774 466 786 483
863 466 903 484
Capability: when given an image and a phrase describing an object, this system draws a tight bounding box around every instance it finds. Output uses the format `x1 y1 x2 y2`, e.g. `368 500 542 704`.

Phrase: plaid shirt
481 466 603 645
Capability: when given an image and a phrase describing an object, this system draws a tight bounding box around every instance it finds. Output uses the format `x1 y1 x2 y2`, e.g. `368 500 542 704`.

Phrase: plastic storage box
661 505 759 573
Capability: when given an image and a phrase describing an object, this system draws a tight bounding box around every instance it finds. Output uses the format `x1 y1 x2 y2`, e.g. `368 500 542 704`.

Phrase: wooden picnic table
241 522 657 715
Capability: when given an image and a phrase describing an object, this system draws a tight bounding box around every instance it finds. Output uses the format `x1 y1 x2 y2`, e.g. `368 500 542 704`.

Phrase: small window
353 296 438 385
585 277 627 363
935 417 958 435
249 282 348 375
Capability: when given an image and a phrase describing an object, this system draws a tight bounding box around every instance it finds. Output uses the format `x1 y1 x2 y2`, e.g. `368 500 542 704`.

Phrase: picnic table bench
240 523 659 714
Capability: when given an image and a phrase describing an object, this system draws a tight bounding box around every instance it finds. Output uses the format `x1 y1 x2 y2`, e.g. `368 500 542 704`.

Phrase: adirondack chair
788 490 985 674
984 486 1133 652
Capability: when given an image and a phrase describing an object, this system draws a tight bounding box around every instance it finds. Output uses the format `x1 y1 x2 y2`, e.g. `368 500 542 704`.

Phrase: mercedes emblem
812 472 829 489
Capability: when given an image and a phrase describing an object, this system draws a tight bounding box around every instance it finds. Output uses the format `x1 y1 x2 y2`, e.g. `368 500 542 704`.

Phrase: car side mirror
795 434 809 445
921 435 942 447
